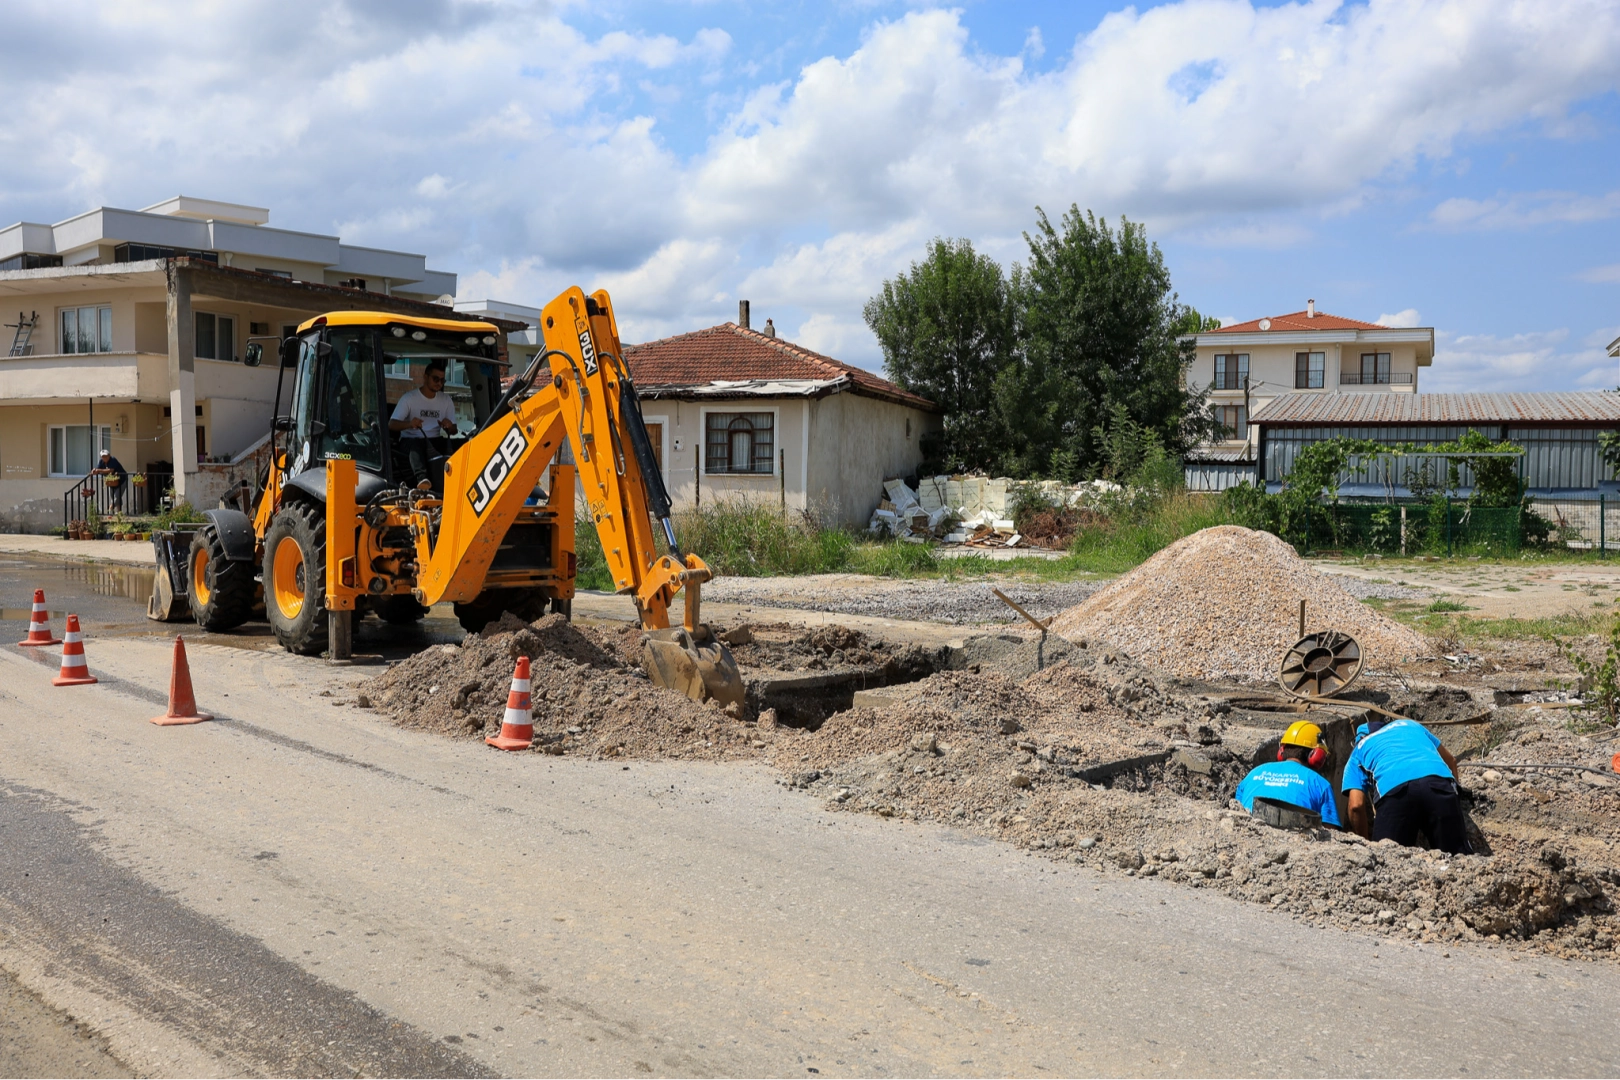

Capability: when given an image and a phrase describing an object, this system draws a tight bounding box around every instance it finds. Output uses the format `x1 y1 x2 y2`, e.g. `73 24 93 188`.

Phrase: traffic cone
18 590 61 647
51 615 97 686
150 636 212 726
486 656 534 751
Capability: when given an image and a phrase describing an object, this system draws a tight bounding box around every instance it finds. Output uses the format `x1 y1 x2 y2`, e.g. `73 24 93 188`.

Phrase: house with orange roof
1181 300 1435 489
624 303 940 526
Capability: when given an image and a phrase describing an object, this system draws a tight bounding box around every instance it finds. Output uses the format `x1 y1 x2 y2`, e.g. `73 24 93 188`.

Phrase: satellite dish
1259 318 1272 330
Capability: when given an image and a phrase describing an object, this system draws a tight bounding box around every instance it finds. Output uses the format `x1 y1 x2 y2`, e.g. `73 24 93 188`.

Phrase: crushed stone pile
1048 526 1428 681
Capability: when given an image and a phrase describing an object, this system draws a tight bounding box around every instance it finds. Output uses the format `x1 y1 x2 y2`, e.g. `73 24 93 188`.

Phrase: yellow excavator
149 286 742 705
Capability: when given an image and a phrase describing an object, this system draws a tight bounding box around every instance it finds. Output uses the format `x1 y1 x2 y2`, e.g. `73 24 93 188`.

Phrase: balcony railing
1340 372 1414 385
62 468 173 530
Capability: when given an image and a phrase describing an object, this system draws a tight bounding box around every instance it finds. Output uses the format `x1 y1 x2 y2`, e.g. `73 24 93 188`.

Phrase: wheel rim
191 545 212 606
272 535 306 619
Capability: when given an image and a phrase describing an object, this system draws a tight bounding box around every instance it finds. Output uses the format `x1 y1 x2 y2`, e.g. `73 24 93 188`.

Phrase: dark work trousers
1372 775 1472 854
403 436 450 491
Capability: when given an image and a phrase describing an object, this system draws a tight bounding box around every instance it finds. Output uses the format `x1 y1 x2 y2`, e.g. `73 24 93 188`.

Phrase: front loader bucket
147 530 190 622
643 628 745 708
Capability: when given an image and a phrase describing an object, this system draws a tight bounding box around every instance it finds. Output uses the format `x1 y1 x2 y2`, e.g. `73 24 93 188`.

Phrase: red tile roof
624 323 937 411
1212 310 1389 334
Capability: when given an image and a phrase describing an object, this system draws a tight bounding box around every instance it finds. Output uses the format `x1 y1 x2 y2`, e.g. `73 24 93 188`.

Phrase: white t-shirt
391 388 455 439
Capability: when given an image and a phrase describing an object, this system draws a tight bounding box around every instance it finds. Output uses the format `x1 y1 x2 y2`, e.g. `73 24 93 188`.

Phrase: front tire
264 500 328 655
187 526 255 631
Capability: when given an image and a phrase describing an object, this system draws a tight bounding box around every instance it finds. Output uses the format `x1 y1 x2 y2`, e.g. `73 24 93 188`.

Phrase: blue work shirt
1235 760 1341 827
1342 719 1448 801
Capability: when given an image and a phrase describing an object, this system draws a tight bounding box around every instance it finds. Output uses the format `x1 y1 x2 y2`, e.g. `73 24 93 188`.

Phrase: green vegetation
1425 598 1469 613
1558 616 1620 725
865 206 1215 479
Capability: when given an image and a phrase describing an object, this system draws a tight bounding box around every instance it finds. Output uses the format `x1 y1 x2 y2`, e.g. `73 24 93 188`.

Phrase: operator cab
280 312 505 497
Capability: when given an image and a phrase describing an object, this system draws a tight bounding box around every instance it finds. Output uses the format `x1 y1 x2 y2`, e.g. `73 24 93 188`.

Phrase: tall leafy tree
1001 206 1212 478
863 238 1017 472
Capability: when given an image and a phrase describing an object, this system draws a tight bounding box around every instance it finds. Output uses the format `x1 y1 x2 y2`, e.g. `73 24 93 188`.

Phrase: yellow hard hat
1281 721 1323 750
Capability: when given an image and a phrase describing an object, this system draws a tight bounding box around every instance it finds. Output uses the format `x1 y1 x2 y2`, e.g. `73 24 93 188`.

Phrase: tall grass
1065 492 1233 573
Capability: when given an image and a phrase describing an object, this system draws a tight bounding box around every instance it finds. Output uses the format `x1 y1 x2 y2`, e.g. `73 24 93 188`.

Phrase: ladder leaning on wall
6 311 39 356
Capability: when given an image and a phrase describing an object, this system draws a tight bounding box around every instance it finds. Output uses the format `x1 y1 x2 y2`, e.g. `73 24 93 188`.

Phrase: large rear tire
263 500 328 655
186 526 256 631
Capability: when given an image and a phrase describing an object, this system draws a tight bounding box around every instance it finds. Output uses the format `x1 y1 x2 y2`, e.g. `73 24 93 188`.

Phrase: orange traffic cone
486 655 534 751
18 590 61 647
51 615 97 686
150 637 212 726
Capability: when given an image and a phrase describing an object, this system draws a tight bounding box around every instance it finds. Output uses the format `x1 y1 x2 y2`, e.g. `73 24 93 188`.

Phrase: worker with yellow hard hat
1233 721 1341 828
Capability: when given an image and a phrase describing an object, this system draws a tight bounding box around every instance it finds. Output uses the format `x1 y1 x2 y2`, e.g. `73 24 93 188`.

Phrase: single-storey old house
625 305 940 527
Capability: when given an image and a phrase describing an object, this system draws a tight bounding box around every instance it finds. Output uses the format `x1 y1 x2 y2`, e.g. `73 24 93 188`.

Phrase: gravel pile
702 575 1104 625
1048 526 1428 681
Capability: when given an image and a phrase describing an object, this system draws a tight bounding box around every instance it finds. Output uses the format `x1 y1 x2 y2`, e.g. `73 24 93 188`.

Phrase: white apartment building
0 196 515 531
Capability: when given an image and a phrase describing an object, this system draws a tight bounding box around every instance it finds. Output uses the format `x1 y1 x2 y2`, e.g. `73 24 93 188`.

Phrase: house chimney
1307 298 1316 318
738 300 750 330
763 318 776 339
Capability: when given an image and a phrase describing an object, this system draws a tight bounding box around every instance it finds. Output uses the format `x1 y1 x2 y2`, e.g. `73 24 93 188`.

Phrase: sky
2 0 1619 391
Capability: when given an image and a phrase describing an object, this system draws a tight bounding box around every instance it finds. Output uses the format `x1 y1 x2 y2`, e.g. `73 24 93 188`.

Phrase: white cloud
1377 309 1422 328
1577 263 1620 284
1427 326 1620 392
0 0 1616 362
1429 190 1620 230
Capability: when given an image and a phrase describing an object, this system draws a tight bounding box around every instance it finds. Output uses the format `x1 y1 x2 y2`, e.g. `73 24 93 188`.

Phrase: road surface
1 553 1618 1077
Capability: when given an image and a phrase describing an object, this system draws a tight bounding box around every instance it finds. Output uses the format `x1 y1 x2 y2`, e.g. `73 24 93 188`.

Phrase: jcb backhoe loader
148 287 742 705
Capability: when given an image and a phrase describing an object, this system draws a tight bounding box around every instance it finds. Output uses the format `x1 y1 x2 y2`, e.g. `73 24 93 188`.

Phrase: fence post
694 446 700 508
779 449 786 510
1400 504 1407 556
1446 498 1453 558
1602 494 1607 558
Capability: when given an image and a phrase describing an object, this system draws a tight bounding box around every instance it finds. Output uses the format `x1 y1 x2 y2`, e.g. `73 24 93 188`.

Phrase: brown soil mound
1048 525 1427 680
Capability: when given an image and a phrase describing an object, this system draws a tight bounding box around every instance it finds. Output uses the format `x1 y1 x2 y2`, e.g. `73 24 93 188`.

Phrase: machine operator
1234 720 1341 828
389 359 456 488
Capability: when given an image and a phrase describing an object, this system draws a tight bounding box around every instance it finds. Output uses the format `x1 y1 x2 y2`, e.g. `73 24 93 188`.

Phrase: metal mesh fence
1283 500 1524 556
1525 497 1620 552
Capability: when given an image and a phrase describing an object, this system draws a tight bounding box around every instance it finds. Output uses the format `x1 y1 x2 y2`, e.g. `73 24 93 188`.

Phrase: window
194 312 236 361
60 305 112 354
1213 353 1249 390
1342 352 1393 385
48 424 111 477
257 268 292 279
705 411 775 474
112 243 218 264
0 253 62 271
1294 351 1325 389
1211 405 1247 441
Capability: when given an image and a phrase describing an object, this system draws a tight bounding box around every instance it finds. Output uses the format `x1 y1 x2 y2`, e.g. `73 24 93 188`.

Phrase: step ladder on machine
7 311 39 356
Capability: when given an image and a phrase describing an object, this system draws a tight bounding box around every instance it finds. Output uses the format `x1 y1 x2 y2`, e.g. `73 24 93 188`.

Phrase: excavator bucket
642 627 745 708
147 529 193 622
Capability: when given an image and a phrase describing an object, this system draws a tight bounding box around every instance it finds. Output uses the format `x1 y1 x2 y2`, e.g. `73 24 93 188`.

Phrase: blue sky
2 0 1618 389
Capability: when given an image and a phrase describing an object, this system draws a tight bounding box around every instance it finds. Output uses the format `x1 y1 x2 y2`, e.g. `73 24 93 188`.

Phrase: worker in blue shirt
1342 717 1470 854
1234 721 1341 828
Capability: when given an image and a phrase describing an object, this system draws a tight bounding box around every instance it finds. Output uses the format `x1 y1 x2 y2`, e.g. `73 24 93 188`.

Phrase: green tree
998 206 1212 479
1173 307 1223 336
862 238 1017 472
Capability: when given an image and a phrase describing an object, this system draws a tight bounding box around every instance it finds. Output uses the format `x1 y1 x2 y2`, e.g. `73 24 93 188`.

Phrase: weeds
1065 492 1232 574
1557 615 1620 726
1425 598 1469 613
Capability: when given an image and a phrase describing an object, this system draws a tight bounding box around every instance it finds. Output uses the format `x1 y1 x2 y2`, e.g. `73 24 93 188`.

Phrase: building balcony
1340 371 1414 385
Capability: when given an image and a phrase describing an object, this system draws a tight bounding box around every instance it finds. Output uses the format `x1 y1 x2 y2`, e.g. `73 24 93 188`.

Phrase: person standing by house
92 448 129 511
1233 721 1341 828
1342 717 1471 853
389 359 456 488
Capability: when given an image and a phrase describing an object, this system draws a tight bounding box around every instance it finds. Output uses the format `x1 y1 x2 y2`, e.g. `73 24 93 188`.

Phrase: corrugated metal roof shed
1250 392 1620 425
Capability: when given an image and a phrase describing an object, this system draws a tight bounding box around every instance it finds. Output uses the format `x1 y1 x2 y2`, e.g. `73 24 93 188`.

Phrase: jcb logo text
467 425 529 515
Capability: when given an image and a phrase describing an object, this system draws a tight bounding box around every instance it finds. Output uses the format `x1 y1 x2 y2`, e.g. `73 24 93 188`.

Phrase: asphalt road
1 556 1619 1077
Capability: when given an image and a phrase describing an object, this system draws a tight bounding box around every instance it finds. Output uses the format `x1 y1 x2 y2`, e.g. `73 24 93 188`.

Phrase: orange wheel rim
191 545 212 606
272 535 305 619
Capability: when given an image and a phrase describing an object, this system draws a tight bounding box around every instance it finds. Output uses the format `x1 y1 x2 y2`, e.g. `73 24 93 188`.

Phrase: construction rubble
358 526 1620 962
869 474 1122 546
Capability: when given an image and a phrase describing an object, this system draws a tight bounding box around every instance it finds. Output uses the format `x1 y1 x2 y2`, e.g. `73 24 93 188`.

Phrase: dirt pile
362 613 762 761
1048 526 1428 680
